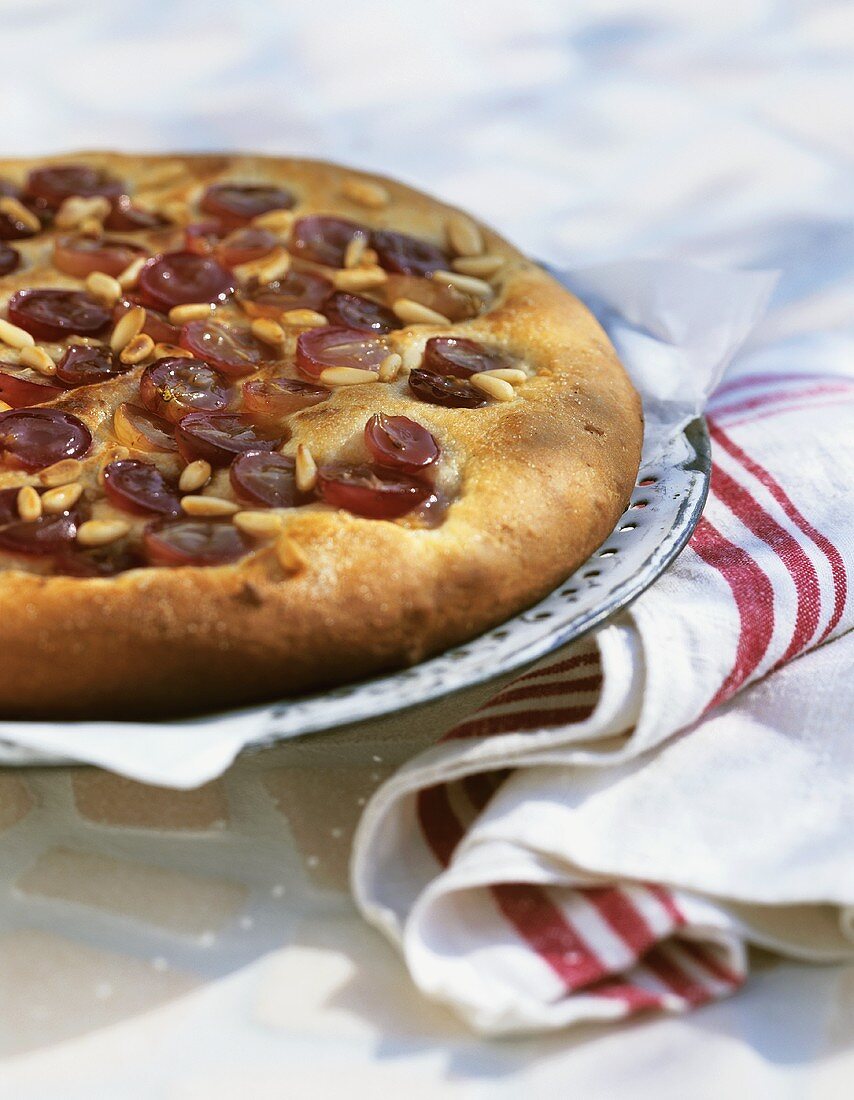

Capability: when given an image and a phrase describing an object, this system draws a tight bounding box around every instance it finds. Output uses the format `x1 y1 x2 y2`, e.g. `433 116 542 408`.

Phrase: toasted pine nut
255 249 291 285
319 366 379 386
0 196 40 233
16 486 42 522
378 352 402 382
18 345 56 375
471 373 515 402
0 400 10 412
153 342 194 360
250 317 285 346
181 495 239 517
281 308 327 328
0 317 35 350
433 269 493 298
332 266 387 292
233 510 284 538
295 443 317 493
276 534 308 574
78 216 104 238
251 209 294 233
55 195 110 230
179 459 212 493
85 270 122 306
41 482 84 514
451 254 504 278
343 233 368 269
117 256 146 290
342 178 390 209
168 302 214 325
477 368 528 385
39 459 83 487
446 213 484 257
77 519 130 547
401 343 424 372
119 333 155 365
110 305 146 352
391 299 450 326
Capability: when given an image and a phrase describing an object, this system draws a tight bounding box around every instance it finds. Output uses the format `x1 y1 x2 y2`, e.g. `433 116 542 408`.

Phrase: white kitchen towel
352 371 854 1035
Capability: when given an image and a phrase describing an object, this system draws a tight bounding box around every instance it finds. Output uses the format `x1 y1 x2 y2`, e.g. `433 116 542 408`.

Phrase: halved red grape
103 458 181 517
200 183 295 228
56 344 128 386
239 269 332 318
0 182 39 240
0 243 20 275
324 292 399 333
217 227 277 266
54 542 144 576
371 229 447 276
0 408 91 470
0 371 64 407
113 298 179 344
230 450 303 508
296 326 387 380
423 336 513 378
365 414 439 474
140 357 230 422
317 464 432 519
137 251 235 310
289 216 366 268
175 412 283 466
179 319 271 377
0 512 79 555
408 368 487 409
184 221 224 255
113 403 178 454
242 376 329 419
53 235 147 279
25 164 124 208
144 517 250 567
7 289 111 341
105 195 168 232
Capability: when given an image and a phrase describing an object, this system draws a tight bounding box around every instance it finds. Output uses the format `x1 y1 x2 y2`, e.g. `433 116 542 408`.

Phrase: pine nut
433 269 493 298
55 195 110 230
250 317 285 346
281 309 327 328
477 368 528 385
451 254 504 278
332 266 387 291
181 495 239 517
378 352 402 382
77 519 130 547
233 510 284 538
295 443 317 492
16 486 42 522
0 317 35 349
446 213 484 257
117 256 146 290
179 460 212 492
343 233 368 269
341 178 389 209
0 196 40 233
18 345 56 375
85 270 122 306
41 482 84 514
119 333 155 365
391 299 450 326
168 303 214 325
39 459 83 487
111 305 146 352
401 344 424 372
318 366 379 386
255 249 291 285
471 373 515 402
0 400 10 412
251 209 294 233
276 534 308 574
153 342 194 360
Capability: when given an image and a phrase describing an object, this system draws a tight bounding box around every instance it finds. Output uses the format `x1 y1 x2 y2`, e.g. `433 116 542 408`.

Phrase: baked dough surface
0 153 642 717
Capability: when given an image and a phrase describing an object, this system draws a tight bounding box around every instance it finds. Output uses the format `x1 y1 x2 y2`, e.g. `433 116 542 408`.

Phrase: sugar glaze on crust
0 152 642 717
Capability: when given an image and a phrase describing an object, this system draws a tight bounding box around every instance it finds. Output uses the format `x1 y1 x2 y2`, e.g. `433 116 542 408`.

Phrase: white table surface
0 1 852 1095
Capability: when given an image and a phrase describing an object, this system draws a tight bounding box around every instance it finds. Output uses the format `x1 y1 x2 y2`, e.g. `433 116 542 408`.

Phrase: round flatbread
0 152 642 717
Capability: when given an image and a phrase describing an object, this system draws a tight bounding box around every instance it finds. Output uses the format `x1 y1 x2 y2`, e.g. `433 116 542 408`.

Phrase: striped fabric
353 371 854 1034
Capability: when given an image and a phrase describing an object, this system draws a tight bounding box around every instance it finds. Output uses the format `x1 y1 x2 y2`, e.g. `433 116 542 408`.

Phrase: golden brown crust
0 152 642 718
